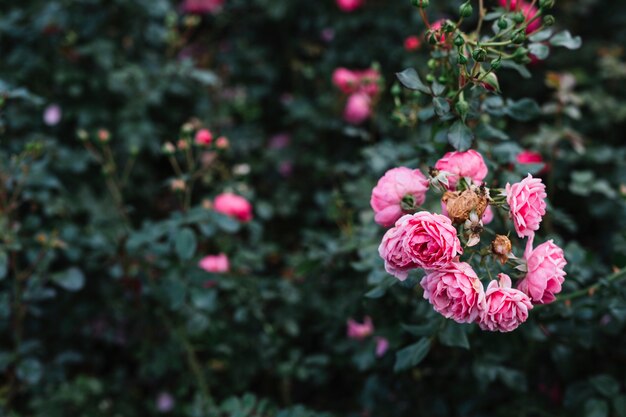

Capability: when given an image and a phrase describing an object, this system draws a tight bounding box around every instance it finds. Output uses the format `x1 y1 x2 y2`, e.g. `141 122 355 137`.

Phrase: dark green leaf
16 358 42 385
394 338 431 372
584 398 609 417
175 227 197 260
590 374 620 397
505 98 540 121
0 251 7 280
438 321 470 349
51 267 85 292
447 120 474 151
396 68 431 94
433 97 450 117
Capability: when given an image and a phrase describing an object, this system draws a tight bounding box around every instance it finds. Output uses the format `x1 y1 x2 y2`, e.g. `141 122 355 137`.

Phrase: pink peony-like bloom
332 68 360 94
420 262 485 323
214 192 253 222
195 129 213 146
182 0 224 14
375 337 389 357
505 174 547 238
347 316 374 340
356 68 381 97
517 235 567 304
434 150 488 190
198 253 230 273
343 92 372 124
479 273 533 332
401 212 463 270
378 217 417 280
370 167 429 227
336 0 364 12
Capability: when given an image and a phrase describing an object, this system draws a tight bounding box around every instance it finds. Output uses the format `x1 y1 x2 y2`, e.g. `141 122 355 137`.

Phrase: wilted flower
491 235 513 264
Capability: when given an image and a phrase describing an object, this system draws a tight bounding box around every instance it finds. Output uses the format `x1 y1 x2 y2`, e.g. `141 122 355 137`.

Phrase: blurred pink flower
321 28 335 42
347 316 374 340
182 0 224 14
43 104 62 126
214 192 253 222
198 253 230 273
195 129 213 146
278 160 293 177
336 0 364 12
404 35 421 51
268 133 291 149
156 392 175 413
517 150 548 173
343 92 371 124
375 337 389 357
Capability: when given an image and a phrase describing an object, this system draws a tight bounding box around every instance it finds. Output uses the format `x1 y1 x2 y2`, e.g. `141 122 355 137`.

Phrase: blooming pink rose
336 0 364 12
420 262 485 323
195 129 213 146
182 0 224 14
378 217 418 280
434 150 488 190
479 273 533 332
370 167 429 227
401 212 463 270
347 316 374 340
198 253 229 273
375 337 389 357
343 92 372 124
517 235 567 304
214 192 253 222
332 68 360 94
505 174 547 238
429 19 448 44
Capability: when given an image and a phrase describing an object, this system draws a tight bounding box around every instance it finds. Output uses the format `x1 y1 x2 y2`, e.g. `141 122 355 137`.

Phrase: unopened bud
490 55 502 70
472 48 487 62
162 142 176 155
513 12 525 24
459 1 473 18
491 235 512 264
458 53 468 64
497 17 508 30
411 0 429 8
539 0 555 9
391 83 402 96
512 30 526 44
543 15 555 26
454 33 465 47
97 129 110 143
443 20 456 33
455 100 469 120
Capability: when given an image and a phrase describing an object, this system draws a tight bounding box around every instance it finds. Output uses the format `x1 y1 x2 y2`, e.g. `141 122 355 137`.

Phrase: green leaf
528 43 550 60
51 267 85 291
16 358 43 385
394 338 431 372
476 122 509 140
590 374 620 397
174 227 197 260
431 81 446 96
550 30 582 50
501 60 531 79
447 120 474 151
401 322 438 337
584 398 609 417
395 68 431 94
505 98 540 121
529 29 553 42
438 321 470 349
433 97 450 117
613 395 626 417
0 251 7 280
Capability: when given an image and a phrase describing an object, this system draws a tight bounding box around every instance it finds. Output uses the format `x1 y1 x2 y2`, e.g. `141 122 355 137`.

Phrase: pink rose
378 217 417 280
517 235 567 304
434 150 488 190
355 68 381 97
401 212 463 270
214 192 253 222
343 92 372 124
420 262 485 323
479 273 533 332
505 174 547 238
332 68 360 94
375 337 389 357
347 316 374 340
517 150 548 173
429 19 448 45
198 253 229 273
182 0 224 14
195 129 213 146
336 0 364 12
498 0 541 33
370 167 429 227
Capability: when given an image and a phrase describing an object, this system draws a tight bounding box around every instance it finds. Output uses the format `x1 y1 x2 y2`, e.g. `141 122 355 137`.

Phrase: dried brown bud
491 235 512 264
442 189 488 224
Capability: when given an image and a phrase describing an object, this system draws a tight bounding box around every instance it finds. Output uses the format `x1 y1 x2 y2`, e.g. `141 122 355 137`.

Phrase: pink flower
420 262 485 323
375 337 389 357
43 104 62 126
343 92 372 124
198 253 230 273
332 68 360 94
370 167 429 227
182 0 224 14
195 129 213 146
505 174 547 238
156 392 175 413
336 0 364 12
404 35 421 51
356 68 381 97
517 235 567 304
498 0 541 33
434 150 488 190
479 273 533 332
347 316 374 340
517 150 548 173
268 133 290 149
401 212 462 270
378 218 417 280
429 19 448 45
214 192 253 222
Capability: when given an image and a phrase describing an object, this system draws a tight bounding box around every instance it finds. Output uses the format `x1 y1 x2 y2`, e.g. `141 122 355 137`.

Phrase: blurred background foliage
1 0 626 416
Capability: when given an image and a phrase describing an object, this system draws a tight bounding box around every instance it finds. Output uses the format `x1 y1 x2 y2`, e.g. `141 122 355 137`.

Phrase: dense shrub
1 0 626 416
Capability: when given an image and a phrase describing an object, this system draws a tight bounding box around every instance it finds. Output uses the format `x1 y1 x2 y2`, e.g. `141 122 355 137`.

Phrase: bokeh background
1 0 626 416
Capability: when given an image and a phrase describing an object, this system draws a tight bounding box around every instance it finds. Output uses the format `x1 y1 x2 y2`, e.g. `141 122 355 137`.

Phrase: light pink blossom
370 167 429 227
434 150 488 190
194 129 213 146
347 316 374 340
375 337 389 357
43 104 62 126
517 235 567 304
378 217 418 280
505 174 547 238
479 273 533 332
214 192 253 222
343 92 371 124
198 253 229 273
420 262 485 323
336 0 364 12
332 68 360 94
498 0 541 33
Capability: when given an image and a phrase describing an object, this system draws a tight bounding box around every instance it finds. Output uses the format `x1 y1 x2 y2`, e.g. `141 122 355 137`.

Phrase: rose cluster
332 67 382 124
372 150 567 332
